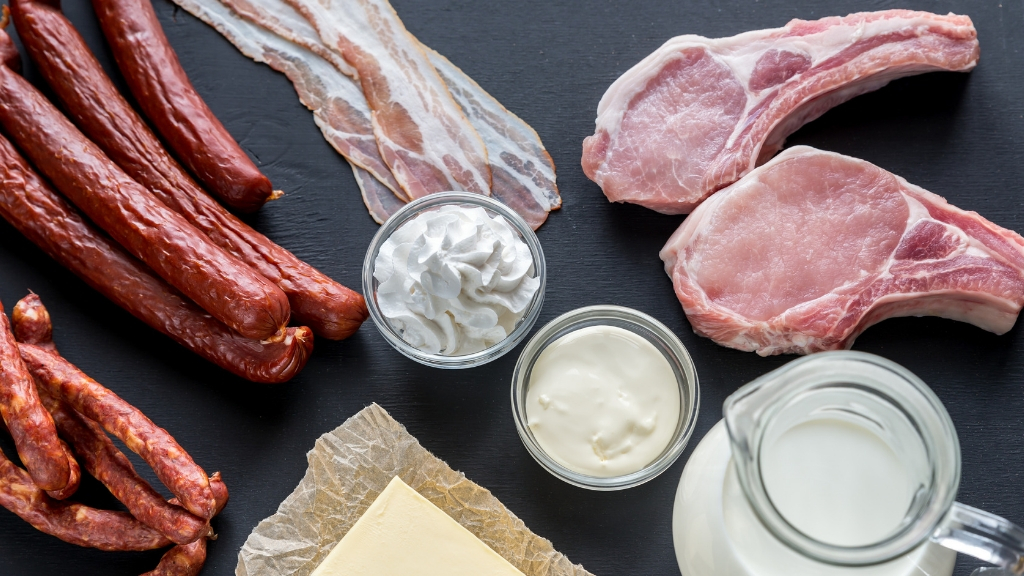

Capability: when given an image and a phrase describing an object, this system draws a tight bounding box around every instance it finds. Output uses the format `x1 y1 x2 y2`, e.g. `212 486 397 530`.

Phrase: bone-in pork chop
660 146 1024 356
583 11 979 215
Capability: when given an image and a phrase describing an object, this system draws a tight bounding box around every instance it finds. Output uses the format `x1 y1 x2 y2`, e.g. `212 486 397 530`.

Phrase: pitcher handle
932 502 1024 574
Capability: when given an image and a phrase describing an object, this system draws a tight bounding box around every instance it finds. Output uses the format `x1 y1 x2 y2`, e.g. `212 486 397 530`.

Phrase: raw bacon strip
287 0 491 198
180 0 560 228
174 0 402 199
583 10 980 215
0 130 312 383
0 445 172 551
352 161 404 224
11 0 367 341
238 0 559 225
19 344 218 520
221 0 356 78
661 146 1024 356
425 48 559 229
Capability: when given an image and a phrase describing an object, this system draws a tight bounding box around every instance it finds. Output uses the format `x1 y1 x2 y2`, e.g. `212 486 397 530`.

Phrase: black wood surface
0 0 1021 574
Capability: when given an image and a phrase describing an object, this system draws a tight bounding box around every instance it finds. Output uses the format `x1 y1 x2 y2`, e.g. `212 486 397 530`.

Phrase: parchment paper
236 403 594 576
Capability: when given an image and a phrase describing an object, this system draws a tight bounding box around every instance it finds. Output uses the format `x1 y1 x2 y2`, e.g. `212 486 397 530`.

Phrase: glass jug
724 351 1024 574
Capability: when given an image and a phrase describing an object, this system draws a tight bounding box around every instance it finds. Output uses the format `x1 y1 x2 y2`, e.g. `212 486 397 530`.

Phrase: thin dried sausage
11 293 53 351
0 32 290 340
45 440 79 501
0 444 172 551
92 0 275 213
0 299 68 491
0 129 312 382
11 0 367 339
19 343 217 520
38 387 211 544
142 537 207 576
12 294 219 542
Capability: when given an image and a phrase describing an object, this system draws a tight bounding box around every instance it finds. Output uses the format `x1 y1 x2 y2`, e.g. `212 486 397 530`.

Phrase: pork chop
660 146 1024 356
583 11 979 215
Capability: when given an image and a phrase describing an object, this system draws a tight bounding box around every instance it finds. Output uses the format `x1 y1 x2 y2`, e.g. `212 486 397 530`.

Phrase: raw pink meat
660 146 1024 356
583 11 979 215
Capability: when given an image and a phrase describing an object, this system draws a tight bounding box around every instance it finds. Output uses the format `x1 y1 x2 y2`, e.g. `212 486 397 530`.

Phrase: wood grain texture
0 0 1021 574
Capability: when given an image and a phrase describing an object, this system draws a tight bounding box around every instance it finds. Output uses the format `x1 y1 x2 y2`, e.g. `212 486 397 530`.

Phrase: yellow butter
310 476 526 576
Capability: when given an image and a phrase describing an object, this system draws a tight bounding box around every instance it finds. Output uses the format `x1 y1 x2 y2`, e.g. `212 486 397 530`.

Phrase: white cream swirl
373 204 540 356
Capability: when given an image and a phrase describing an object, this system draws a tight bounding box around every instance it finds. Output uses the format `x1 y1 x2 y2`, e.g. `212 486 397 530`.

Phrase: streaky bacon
425 48 560 230
660 146 1024 356
351 161 405 223
583 10 979 215
286 0 491 198
173 0 403 200
179 0 560 228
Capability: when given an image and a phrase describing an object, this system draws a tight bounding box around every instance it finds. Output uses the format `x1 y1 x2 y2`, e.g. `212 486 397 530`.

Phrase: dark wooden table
0 0 1021 574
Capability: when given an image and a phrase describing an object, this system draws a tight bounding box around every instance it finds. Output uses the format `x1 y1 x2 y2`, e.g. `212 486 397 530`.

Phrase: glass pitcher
723 351 1024 575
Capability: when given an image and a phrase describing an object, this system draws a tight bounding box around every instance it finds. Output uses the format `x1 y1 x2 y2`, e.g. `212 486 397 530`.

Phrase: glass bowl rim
510 305 700 490
361 191 546 369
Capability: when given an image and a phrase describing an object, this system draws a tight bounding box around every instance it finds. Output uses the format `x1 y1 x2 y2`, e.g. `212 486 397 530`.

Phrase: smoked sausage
142 537 207 576
18 343 218 520
0 444 172 551
38 388 211 544
0 129 312 383
0 299 68 492
12 293 53 351
11 0 367 339
12 294 218 543
0 32 290 340
92 0 275 212
44 440 79 501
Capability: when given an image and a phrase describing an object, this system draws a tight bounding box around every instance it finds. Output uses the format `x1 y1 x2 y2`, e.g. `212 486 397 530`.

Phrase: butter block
310 476 526 576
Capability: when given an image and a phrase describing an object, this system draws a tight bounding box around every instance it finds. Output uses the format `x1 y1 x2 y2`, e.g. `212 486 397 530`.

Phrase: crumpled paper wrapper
236 403 594 576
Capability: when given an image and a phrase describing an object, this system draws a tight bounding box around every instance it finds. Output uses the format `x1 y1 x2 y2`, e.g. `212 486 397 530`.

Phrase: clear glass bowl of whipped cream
362 192 546 369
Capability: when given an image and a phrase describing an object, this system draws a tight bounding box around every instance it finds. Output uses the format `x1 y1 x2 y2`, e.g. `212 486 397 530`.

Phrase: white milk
672 422 954 576
760 419 912 547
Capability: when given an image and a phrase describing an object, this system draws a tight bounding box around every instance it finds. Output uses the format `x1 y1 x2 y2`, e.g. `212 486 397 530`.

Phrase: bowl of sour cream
511 306 699 490
362 192 546 369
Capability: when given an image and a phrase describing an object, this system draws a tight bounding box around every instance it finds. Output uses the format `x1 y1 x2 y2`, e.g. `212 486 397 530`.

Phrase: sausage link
18 343 217 519
0 445 172 551
142 537 207 576
207 471 229 518
0 35 290 340
0 8 17 73
0 129 312 382
36 387 210 544
45 440 79 500
0 299 68 491
11 0 367 339
91 0 274 213
12 293 53 351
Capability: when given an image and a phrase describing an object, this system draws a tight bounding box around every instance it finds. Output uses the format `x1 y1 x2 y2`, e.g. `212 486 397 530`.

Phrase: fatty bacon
288 0 491 198
173 0 404 225
173 0 560 229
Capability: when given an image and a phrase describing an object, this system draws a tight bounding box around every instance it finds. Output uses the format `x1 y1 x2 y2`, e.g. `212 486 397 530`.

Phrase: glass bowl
511 305 700 490
362 192 546 369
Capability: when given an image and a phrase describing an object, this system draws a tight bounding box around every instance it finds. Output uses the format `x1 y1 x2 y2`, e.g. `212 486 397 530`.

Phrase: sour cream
525 325 681 477
373 204 539 356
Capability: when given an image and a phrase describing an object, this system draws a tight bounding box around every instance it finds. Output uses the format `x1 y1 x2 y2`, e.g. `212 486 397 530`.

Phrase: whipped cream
373 204 539 356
